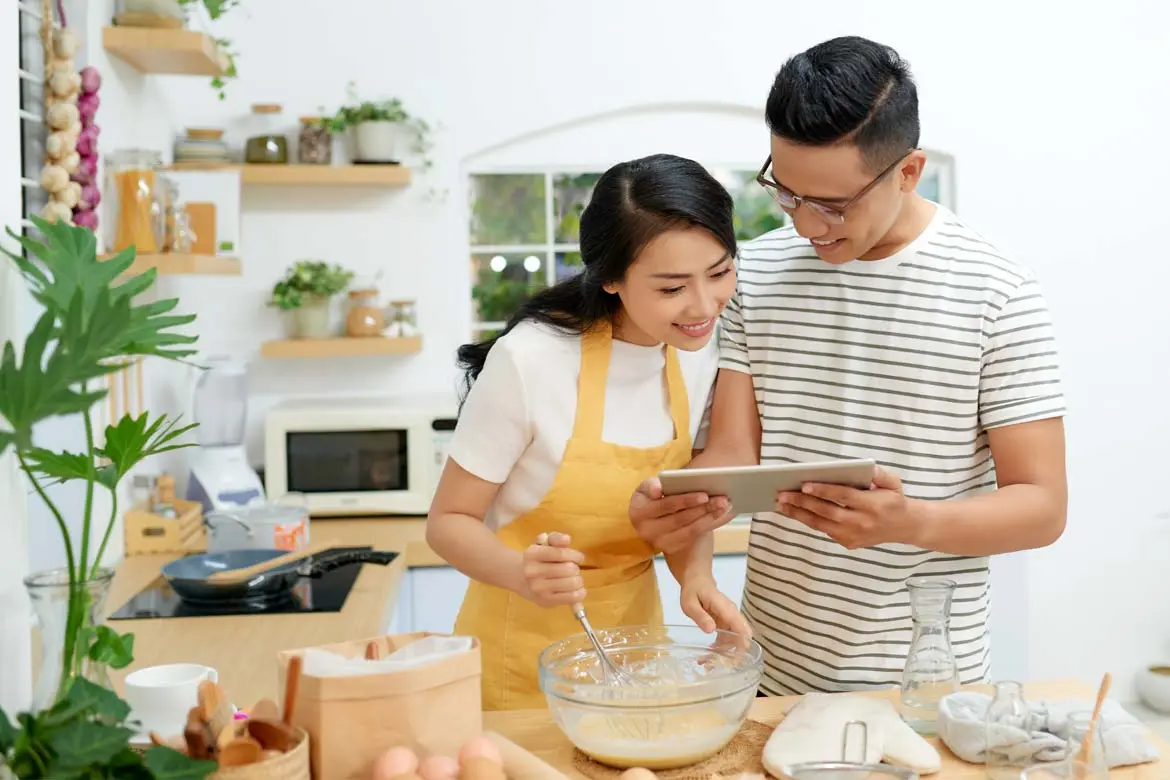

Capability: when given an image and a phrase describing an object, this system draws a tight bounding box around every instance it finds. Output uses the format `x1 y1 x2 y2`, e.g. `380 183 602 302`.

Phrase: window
18 0 47 228
466 166 786 337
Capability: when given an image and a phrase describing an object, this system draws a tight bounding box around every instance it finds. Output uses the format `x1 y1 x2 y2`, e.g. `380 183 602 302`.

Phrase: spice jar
386 299 418 337
345 288 386 337
244 103 289 164
107 148 163 254
297 116 332 165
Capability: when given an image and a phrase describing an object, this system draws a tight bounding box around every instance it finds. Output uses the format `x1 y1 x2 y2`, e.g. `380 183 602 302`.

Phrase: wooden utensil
198 679 234 739
365 640 380 660
250 698 280 721
183 705 212 759
246 718 300 753
483 732 572 780
282 654 303 726
217 737 264 767
206 538 340 584
1076 672 1112 767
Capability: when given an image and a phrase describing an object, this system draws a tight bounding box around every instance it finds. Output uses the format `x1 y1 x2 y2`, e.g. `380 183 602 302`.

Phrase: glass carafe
900 577 960 735
985 680 1032 779
192 356 248 447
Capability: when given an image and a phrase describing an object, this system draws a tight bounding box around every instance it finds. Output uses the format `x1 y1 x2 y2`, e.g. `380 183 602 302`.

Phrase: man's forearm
910 484 1066 556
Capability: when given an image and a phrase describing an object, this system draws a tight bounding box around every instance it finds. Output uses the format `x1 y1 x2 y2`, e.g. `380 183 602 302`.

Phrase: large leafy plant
0 217 214 779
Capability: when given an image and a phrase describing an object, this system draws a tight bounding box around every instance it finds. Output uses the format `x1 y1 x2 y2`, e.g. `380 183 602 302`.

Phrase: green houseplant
266 259 354 339
0 217 215 779
329 82 433 169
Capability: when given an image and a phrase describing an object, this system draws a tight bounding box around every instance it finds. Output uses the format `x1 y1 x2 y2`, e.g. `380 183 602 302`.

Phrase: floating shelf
168 163 412 187
108 253 241 276
260 336 423 359
102 26 229 76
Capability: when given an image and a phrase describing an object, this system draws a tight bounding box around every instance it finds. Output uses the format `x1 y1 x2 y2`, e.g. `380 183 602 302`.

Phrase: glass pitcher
899 577 960 735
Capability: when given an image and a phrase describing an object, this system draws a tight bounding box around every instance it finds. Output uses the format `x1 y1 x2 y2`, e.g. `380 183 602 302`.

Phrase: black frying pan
161 546 397 605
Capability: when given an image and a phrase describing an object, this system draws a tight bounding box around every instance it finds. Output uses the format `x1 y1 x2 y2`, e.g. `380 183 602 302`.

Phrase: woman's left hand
680 577 752 637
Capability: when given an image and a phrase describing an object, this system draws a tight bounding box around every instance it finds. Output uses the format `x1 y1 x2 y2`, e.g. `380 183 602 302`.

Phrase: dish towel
937 691 1161 769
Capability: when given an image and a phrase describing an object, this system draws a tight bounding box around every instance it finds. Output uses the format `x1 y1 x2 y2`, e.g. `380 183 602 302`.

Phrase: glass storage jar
244 104 289 164
345 288 385 337
106 148 163 254
297 116 332 164
386 299 418 337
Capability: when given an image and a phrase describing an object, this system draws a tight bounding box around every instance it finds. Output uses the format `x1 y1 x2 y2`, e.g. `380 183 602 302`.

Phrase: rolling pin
482 732 571 780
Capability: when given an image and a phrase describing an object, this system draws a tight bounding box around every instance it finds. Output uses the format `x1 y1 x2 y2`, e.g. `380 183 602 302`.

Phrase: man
630 35 1067 696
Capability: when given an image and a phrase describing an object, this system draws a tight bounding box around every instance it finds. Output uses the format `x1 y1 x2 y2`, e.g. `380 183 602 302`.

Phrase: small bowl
538 625 763 770
1135 663 1170 714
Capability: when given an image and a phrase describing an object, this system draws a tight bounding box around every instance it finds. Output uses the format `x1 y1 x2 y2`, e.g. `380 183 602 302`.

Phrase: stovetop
108 546 393 620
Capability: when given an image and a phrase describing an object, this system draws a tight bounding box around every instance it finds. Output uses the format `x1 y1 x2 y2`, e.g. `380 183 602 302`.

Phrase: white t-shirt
721 203 1066 696
448 320 719 531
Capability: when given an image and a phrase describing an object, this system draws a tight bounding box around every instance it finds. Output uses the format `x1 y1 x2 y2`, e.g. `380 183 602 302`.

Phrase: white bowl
1135 664 1170 714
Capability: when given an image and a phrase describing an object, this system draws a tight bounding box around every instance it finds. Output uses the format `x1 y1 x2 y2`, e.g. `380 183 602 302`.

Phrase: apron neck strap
573 320 690 443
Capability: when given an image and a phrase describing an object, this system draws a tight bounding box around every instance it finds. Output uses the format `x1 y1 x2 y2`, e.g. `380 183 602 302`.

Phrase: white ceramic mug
123 663 217 738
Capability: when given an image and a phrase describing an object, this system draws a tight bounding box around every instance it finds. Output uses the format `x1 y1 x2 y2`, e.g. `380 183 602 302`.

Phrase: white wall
30 0 1170 701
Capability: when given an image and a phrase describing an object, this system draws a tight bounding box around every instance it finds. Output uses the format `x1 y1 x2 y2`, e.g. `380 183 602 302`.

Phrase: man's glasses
756 150 915 225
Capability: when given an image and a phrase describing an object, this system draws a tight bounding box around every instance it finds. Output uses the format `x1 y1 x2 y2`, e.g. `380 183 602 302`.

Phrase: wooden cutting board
483 679 1168 778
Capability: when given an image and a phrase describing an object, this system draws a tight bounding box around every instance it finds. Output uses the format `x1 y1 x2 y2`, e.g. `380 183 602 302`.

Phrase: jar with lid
346 288 386 337
386 299 418 337
297 116 332 165
244 104 289 164
106 148 163 254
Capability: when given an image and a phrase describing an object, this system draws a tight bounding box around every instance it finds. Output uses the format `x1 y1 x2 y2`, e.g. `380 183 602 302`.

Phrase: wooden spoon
1076 672 1112 768
217 737 264 767
282 654 303 727
250 698 279 721
247 718 300 752
205 538 340 584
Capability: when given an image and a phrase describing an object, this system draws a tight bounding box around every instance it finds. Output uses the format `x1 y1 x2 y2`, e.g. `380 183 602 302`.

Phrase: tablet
658 458 876 515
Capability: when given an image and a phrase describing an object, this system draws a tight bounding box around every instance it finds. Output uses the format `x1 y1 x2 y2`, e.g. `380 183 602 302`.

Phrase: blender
185 356 266 512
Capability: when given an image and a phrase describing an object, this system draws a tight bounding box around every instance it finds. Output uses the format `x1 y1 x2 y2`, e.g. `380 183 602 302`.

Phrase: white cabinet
655 554 747 628
385 556 748 636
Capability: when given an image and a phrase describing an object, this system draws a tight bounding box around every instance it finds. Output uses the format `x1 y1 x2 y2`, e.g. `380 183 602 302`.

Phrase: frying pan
161 546 397 605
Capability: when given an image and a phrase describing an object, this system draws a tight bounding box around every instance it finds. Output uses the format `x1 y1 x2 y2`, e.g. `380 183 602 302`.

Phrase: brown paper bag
277 632 482 780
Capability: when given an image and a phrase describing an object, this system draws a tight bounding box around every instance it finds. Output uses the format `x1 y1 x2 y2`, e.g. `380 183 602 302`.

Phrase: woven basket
209 727 311 780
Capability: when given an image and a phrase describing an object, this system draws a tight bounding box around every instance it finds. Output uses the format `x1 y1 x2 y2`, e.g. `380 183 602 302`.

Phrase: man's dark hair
765 36 920 172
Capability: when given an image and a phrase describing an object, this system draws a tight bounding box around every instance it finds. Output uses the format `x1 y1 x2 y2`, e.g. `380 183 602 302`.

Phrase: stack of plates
174 127 231 166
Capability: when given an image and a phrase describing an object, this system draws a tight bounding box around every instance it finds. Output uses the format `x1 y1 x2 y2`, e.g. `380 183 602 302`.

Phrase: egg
417 753 459 780
620 769 658 780
457 736 502 766
372 746 420 780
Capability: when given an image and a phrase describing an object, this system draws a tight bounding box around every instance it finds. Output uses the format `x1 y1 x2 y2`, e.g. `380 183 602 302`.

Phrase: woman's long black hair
457 153 736 400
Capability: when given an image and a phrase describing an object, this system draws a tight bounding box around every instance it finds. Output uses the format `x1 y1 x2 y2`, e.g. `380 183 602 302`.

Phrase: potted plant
267 260 354 339
329 82 433 168
0 217 216 778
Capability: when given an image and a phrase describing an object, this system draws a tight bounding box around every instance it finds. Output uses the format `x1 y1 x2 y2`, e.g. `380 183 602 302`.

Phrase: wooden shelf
168 163 412 187
110 253 241 276
103 26 229 76
260 336 423 359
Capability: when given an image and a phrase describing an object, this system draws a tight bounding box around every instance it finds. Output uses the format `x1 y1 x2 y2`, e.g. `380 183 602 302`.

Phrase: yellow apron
452 321 693 710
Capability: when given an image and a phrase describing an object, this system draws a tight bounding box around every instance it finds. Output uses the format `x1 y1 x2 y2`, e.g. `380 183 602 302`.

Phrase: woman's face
604 227 736 351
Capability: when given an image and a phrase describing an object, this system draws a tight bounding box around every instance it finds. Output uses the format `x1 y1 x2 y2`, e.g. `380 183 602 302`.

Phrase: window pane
727 170 788 241
555 251 584 282
468 174 546 245
553 173 601 243
470 252 548 325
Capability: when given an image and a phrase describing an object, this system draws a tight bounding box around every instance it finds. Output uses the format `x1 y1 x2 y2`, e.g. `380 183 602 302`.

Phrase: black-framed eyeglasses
756 150 916 225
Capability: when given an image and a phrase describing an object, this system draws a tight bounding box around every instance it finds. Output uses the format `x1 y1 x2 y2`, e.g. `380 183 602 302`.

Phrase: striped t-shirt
719 203 1065 696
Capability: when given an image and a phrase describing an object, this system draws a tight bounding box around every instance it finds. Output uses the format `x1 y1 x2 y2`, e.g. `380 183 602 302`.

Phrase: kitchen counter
484 678 1169 778
100 518 751 705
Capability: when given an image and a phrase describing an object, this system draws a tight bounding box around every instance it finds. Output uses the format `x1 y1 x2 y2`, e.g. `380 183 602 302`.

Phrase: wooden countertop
484 678 1168 778
100 518 750 706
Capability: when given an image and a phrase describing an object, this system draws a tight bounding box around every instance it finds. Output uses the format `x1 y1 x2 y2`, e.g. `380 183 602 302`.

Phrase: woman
427 153 749 711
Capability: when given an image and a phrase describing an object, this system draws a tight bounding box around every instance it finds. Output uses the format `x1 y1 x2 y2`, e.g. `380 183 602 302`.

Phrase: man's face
767 137 922 263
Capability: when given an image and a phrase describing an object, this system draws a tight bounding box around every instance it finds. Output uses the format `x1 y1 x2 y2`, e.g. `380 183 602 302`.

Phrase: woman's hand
517 532 586 607
681 576 751 637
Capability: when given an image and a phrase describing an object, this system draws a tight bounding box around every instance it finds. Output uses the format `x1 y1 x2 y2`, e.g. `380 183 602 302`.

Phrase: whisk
536 533 660 741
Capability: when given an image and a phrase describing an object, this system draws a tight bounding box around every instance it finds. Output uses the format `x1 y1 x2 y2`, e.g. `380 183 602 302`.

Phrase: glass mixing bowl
538 625 763 770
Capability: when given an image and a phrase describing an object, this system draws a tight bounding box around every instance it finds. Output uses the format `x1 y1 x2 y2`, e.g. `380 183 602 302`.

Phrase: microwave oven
263 395 459 517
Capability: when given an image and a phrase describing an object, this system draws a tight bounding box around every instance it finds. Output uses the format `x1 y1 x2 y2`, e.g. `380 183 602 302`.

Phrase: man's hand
680 576 751 637
629 477 734 554
775 466 924 549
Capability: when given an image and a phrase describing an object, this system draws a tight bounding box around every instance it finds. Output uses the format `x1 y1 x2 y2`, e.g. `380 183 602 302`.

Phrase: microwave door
284 429 409 494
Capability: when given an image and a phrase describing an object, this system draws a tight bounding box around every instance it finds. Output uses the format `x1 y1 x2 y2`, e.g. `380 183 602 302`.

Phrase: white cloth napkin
937 691 1161 769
